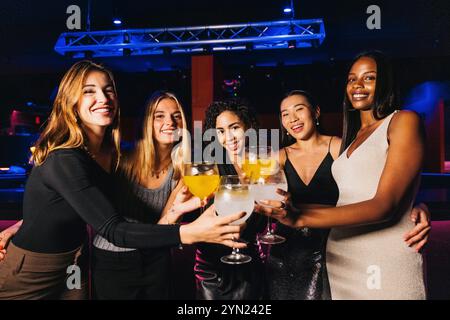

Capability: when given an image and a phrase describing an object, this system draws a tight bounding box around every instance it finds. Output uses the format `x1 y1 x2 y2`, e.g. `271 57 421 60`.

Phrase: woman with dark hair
266 88 430 300
340 51 399 153
267 89 341 300
258 51 428 299
195 98 267 300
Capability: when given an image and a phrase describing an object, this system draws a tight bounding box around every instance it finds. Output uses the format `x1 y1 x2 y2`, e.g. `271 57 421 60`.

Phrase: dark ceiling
0 0 449 73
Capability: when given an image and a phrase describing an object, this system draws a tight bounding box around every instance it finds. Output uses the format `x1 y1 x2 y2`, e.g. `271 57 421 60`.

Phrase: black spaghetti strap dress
266 138 339 300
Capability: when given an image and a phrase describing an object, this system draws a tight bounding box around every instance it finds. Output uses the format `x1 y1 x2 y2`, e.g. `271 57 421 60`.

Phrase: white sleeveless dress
326 112 426 300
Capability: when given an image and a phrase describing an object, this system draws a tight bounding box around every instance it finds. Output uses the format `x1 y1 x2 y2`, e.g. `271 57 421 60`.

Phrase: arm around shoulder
293 112 425 228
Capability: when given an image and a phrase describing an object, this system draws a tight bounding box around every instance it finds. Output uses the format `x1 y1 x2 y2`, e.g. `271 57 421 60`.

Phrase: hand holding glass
244 147 287 245
214 175 254 264
183 162 220 213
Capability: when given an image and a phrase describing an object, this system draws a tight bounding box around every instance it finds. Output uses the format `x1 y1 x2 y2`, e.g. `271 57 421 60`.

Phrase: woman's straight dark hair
340 50 399 154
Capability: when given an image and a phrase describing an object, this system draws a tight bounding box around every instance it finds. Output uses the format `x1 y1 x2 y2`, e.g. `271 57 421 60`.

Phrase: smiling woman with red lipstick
258 51 429 299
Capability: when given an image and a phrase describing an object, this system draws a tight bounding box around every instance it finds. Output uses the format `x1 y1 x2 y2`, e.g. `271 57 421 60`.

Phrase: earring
286 132 290 136
316 118 319 126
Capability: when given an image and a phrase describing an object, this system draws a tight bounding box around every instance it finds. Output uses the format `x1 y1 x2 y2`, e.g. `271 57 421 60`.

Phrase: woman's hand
0 220 23 261
179 204 248 249
159 186 208 225
404 202 431 252
254 189 300 228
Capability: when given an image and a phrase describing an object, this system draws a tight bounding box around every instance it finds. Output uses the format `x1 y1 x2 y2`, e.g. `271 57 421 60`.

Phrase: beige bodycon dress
326 111 426 300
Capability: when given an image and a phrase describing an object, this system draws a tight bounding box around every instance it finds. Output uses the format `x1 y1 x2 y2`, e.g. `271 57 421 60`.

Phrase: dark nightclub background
0 0 449 299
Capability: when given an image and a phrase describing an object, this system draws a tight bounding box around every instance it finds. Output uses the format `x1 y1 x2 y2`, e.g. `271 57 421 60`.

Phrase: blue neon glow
404 82 450 120
283 8 292 13
113 19 122 25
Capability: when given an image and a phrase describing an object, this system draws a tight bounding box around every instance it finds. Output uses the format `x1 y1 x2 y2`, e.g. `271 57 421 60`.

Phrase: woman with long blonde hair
92 91 200 299
0 61 246 300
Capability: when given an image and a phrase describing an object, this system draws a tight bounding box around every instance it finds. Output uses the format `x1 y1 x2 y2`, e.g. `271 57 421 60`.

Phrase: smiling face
280 94 319 141
346 56 377 110
77 70 118 131
215 110 247 157
152 97 184 145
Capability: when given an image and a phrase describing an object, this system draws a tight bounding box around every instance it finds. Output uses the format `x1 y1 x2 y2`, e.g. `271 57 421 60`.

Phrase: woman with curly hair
195 98 267 300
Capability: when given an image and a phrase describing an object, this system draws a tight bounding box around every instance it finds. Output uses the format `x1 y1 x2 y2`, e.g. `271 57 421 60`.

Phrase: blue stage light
283 8 292 13
113 18 122 26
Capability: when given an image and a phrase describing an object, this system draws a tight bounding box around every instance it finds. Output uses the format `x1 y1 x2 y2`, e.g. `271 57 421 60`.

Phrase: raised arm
259 111 425 229
158 181 207 225
42 150 246 249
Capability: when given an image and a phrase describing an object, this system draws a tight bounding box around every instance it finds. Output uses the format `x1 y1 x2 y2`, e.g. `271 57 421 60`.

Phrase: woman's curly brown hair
204 97 259 132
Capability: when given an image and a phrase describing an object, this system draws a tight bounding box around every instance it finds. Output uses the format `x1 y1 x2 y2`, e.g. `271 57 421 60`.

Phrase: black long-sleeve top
12 148 181 253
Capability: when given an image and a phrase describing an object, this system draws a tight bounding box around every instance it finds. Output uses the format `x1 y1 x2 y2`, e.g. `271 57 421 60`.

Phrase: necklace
151 162 171 178
83 145 97 159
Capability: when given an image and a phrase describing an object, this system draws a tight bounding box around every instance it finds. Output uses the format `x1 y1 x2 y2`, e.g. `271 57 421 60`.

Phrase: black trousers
92 247 171 300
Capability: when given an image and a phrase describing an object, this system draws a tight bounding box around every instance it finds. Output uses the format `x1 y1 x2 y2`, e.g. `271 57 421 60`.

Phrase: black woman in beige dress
256 51 427 300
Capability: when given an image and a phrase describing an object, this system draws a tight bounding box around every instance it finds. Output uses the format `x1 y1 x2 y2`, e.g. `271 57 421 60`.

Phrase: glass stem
231 236 238 255
266 217 273 235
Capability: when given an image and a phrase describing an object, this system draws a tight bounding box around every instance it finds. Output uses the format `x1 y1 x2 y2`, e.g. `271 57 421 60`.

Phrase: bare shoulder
278 148 287 167
389 110 423 136
329 136 343 160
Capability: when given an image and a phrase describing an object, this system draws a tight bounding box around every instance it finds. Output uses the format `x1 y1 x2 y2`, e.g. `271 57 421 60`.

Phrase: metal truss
55 19 326 58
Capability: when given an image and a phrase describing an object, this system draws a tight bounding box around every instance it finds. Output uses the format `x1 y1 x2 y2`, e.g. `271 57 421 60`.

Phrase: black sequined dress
266 142 339 300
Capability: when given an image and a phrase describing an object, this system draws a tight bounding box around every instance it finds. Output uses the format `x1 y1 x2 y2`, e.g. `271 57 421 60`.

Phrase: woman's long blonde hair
32 60 121 166
121 91 189 183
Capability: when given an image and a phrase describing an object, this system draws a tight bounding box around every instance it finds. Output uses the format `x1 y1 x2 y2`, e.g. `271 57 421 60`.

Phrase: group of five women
0 50 431 300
